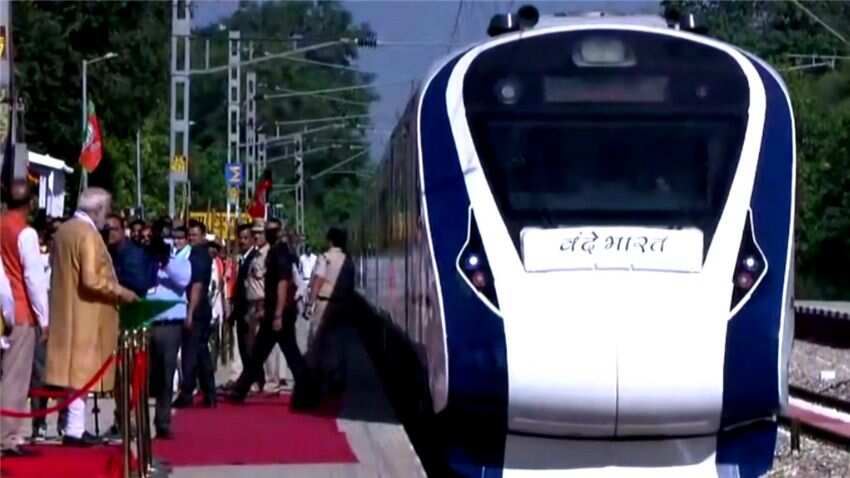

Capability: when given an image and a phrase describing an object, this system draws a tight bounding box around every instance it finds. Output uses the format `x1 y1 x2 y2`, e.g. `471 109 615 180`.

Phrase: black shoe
290 381 320 411
103 425 121 443
172 395 193 409
225 391 246 404
1 446 37 457
155 428 173 440
328 378 346 398
31 425 47 443
62 431 102 447
202 398 217 408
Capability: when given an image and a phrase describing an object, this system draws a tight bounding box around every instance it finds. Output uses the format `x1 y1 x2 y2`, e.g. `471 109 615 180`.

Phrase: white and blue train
353 7 795 477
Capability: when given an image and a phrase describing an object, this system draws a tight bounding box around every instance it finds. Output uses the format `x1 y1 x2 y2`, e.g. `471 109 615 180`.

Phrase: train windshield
463 29 749 252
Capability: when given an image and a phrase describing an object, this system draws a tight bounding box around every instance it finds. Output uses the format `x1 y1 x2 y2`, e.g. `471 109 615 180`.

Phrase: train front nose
503 273 727 438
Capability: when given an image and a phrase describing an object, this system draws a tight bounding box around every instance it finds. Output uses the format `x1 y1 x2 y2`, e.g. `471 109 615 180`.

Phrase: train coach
352 6 795 477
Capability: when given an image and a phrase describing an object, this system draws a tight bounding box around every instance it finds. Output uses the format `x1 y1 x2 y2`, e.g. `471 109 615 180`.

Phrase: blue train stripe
717 54 793 476
420 57 509 476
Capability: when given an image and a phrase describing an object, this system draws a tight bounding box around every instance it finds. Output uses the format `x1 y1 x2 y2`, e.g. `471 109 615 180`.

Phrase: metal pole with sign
0 3 12 183
227 30 241 219
169 0 191 218
225 162 243 238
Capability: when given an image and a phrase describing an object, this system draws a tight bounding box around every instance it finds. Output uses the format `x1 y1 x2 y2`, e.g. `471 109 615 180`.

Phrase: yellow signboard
170 154 187 174
170 154 188 183
227 187 240 204
188 211 251 243
0 27 6 59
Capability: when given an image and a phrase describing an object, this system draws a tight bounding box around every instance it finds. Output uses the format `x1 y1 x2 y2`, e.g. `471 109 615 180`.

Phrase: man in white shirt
0 180 49 457
299 245 317 284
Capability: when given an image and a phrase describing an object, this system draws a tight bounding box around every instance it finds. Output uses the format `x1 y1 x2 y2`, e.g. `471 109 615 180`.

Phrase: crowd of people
0 180 354 456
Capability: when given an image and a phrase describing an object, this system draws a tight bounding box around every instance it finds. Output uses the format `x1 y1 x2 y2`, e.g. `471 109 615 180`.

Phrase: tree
13 1 170 208
188 0 376 231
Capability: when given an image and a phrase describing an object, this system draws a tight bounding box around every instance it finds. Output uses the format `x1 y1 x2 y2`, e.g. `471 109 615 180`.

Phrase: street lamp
81 52 118 188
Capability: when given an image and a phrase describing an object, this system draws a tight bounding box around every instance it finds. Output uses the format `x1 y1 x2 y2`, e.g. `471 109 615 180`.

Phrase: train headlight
495 78 521 105
465 253 481 270
741 255 760 273
730 213 767 312
734 271 755 290
573 37 636 67
471 270 488 289
457 210 500 310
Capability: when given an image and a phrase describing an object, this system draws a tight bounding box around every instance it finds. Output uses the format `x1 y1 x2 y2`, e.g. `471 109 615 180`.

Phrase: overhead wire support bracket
188 39 354 76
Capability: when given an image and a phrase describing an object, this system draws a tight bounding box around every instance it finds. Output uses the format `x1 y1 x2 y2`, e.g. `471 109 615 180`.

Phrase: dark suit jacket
232 248 258 319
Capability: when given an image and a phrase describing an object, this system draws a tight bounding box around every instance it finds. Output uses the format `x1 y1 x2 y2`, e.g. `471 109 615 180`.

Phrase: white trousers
65 396 86 438
264 347 290 383
228 321 243 382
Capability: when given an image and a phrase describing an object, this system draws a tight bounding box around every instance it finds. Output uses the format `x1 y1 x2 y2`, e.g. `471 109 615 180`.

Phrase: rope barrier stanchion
121 330 133 478
141 328 154 477
118 300 179 478
133 329 148 478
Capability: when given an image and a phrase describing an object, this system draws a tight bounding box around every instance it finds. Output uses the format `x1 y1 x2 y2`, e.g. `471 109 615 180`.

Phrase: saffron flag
248 168 273 219
79 100 103 172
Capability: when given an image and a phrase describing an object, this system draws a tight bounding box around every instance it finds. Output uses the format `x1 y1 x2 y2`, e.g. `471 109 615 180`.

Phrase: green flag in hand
120 299 182 331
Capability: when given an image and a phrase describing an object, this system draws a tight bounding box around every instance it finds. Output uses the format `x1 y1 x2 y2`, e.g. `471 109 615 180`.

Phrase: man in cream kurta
46 188 138 446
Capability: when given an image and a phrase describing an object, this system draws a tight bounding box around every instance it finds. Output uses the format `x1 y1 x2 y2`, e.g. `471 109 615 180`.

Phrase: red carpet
153 393 358 467
0 444 123 478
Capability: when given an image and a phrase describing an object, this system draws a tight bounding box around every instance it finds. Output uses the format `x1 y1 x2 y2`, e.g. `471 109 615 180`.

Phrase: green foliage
13 1 170 207
13 0 374 239
662 1 849 62
189 1 376 230
785 71 850 298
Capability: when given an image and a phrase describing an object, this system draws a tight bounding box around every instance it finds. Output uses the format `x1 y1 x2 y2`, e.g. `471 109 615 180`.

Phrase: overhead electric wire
272 114 371 127
789 0 850 48
266 145 339 164
189 40 346 75
310 150 369 180
262 80 413 100
262 86 370 107
278 54 365 73
447 0 465 53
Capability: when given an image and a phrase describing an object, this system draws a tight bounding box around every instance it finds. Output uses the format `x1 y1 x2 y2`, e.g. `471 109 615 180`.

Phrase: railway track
785 385 850 447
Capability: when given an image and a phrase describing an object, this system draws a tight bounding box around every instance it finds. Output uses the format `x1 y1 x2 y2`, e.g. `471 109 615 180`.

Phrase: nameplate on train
520 227 703 273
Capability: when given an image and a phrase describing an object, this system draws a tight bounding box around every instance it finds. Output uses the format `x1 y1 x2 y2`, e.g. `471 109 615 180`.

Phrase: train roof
535 12 669 29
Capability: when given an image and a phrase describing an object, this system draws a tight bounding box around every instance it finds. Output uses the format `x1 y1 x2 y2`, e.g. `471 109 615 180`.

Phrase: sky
192 1 659 155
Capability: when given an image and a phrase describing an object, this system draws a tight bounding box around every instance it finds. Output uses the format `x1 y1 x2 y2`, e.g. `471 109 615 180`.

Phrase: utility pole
226 30 241 219
257 131 266 219
169 0 191 218
257 133 266 177
0 0 13 182
245 64 256 203
294 132 304 247
135 128 142 218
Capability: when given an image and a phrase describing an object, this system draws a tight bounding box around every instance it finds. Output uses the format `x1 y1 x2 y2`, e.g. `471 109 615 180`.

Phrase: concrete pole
135 128 142 217
227 30 241 217
81 60 87 189
169 0 191 218
0 1 12 180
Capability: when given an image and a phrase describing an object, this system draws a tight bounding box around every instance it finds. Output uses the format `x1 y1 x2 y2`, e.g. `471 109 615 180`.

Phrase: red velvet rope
29 388 72 399
0 354 118 418
129 350 148 410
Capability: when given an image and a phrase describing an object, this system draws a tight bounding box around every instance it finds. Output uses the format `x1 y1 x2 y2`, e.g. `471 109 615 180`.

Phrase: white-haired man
45 188 138 446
